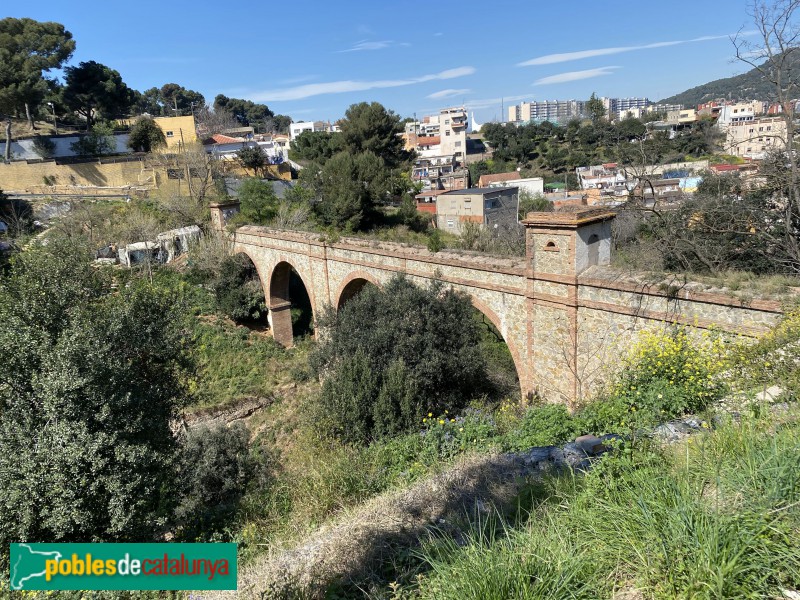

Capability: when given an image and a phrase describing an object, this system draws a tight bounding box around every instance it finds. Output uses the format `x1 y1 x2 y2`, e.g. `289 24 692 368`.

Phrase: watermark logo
10 543 237 591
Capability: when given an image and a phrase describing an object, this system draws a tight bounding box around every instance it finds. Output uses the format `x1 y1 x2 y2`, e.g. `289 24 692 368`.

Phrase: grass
393 411 800 599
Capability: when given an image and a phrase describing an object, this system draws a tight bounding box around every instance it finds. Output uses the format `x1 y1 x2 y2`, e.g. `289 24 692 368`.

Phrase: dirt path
205 442 587 599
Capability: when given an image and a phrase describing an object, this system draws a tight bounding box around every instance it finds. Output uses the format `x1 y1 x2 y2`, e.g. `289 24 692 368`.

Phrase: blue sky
8 1 762 124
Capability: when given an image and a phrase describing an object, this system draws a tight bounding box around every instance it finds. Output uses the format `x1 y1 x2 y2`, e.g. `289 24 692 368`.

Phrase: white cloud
338 39 410 52
458 94 529 111
250 66 476 102
534 66 619 85
427 88 471 99
518 34 732 66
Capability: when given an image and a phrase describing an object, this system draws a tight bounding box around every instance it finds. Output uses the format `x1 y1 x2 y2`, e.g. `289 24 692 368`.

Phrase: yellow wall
0 158 208 197
0 159 151 192
153 116 198 149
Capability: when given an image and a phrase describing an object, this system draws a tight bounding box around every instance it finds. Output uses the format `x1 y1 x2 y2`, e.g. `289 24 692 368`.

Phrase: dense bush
127 116 166 153
0 242 190 545
176 422 256 539
228 178 280 226
213 253 267 323
311 275 488 444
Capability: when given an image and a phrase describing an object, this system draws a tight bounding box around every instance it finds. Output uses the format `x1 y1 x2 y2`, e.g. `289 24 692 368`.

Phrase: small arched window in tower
544 240 558 252
587 233 600 267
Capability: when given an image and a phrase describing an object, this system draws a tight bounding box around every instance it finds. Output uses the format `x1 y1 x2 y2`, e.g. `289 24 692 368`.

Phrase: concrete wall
226 212 784 406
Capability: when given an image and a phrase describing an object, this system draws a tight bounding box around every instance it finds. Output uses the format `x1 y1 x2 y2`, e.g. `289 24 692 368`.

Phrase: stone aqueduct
211 205 784 404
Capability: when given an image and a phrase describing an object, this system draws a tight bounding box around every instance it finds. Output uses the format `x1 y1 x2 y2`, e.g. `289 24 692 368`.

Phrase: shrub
427 229 443 253
70 123 116 156
213 254 267 323
0 242 190 545
127 116 166 153
311 275 488 444
228 178 279 226
729 305 800 401
582 326 727 433
504 404 579 451
176 422 256 539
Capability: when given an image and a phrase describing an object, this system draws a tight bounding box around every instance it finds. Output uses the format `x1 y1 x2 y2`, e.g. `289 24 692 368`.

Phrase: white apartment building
716 101 765 130
289 120 340 141
508 100 587 124
602 97 650 116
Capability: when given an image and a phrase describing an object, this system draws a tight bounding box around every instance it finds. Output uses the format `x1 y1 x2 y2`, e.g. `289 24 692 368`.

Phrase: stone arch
335 271 382 310
267 259 316 347
469 296 527 399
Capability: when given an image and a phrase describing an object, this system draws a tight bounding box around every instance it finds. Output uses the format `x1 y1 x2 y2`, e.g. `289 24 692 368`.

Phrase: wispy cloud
427 88 471 99
534 66 620 85
460 94 529 111
338 39 409 52
250 66 476 102
518 34 733 66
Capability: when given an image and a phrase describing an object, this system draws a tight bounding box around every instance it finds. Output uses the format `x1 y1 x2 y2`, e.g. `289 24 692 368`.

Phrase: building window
445 119 450 125
445 131 450 136
166 131 174 137
767 126 772 131
455 141 462 147
447 219 454 228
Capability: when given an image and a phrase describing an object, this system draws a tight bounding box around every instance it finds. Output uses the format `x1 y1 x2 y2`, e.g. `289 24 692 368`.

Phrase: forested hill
659 50 799 107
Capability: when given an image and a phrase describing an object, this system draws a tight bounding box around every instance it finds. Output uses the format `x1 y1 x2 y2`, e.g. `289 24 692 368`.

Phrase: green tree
159 83 204 116
127 116 166 153
310 275 487 444
234 178 280 225
213 94 272 126
0 242 190 544
236 146 265 177
290 130 344 163
339 102 411 169
315 151 389 230
63 61 135 129
586 92 606 123
132 87 163 116
0 18 75 131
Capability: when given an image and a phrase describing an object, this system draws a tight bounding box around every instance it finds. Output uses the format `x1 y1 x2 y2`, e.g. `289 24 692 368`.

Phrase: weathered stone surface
575 434 606 455
755 385 783 402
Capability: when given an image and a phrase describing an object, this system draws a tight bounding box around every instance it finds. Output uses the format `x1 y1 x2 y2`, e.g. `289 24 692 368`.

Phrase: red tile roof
206 134 244 144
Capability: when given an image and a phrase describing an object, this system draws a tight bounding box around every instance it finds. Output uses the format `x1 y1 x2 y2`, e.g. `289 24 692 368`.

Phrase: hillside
659 50 799 107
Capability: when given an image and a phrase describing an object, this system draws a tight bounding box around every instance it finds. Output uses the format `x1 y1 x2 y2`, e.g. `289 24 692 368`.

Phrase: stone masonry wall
229 224 785 404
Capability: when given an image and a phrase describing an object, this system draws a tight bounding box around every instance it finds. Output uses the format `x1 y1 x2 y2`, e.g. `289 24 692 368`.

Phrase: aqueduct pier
213 205 783 404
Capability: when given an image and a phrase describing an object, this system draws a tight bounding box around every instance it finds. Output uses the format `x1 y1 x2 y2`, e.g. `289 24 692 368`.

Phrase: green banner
10 543 237 591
